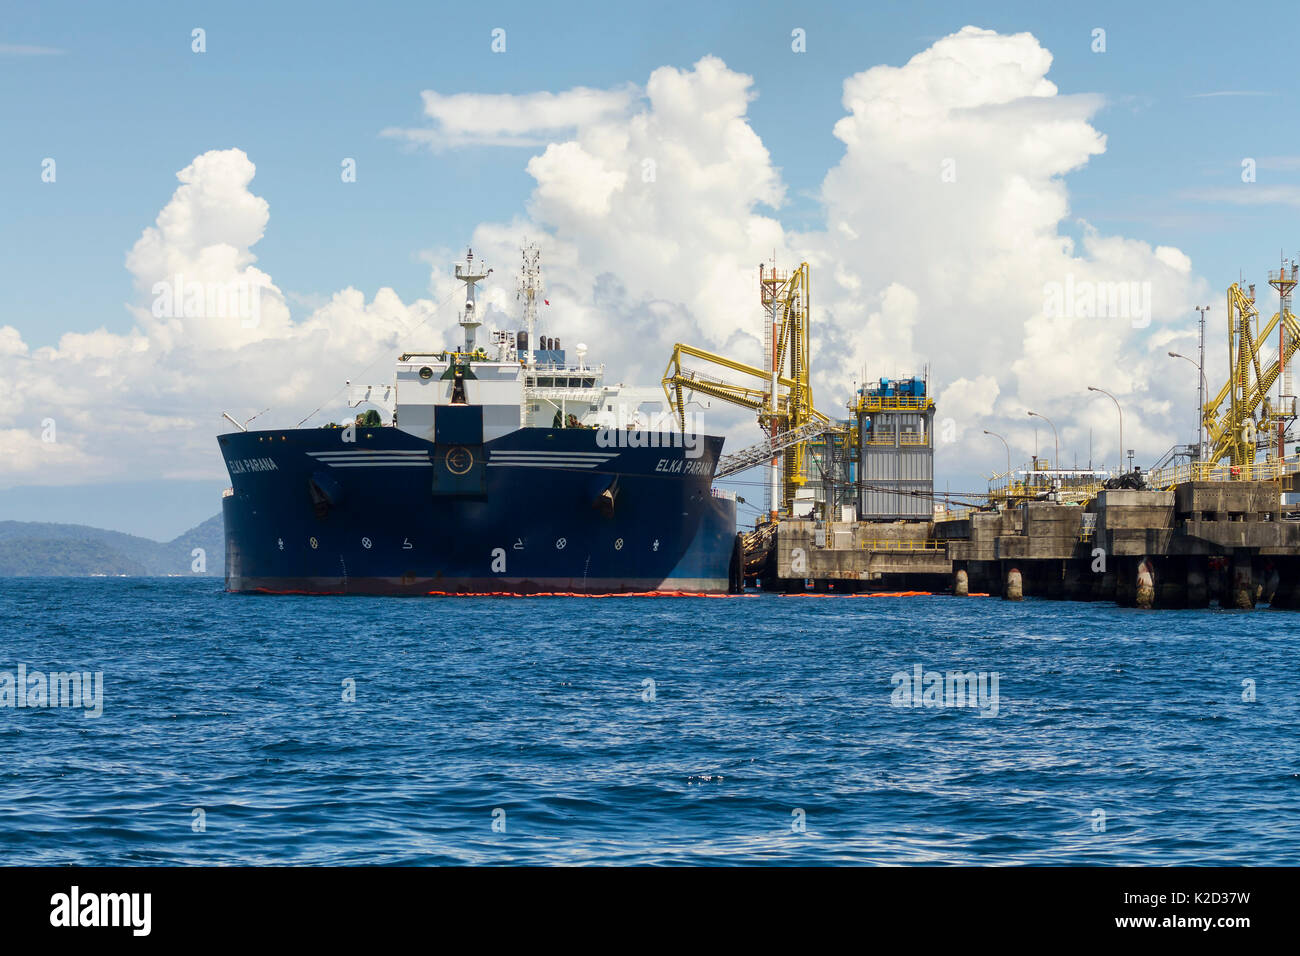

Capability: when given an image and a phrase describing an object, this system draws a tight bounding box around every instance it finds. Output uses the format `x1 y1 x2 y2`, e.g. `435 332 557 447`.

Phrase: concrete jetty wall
756 481 1300 609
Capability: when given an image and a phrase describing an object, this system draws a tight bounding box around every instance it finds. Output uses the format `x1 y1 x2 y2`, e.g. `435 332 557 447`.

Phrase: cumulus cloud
4 28 1220 494
803 27 1208 469
0 149 445 487
455 30 1210 472
446 55 787 393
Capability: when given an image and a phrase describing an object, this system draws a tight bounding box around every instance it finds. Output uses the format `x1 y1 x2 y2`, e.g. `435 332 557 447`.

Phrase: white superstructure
346 245 672 438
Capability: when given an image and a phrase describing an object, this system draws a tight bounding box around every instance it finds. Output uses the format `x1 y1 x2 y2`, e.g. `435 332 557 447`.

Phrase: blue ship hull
219 426 738 594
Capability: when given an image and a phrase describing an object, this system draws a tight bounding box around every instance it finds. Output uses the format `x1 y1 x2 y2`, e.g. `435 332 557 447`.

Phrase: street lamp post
1168 351 1208 462
1026 411 1059 489
1195 305 1210 458
1087 386 1124 475
983 429 1011 495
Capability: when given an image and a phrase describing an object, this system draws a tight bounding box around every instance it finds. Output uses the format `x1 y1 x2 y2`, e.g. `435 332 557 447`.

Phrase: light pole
983 429 1011 495
1195 305 1210 459
1027 411 1059 489
1168 351 1208 462
1087 386 1123 475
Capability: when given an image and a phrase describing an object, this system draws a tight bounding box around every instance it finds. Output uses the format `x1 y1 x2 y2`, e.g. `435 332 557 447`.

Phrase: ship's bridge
389 351 524 443
341 246 670 439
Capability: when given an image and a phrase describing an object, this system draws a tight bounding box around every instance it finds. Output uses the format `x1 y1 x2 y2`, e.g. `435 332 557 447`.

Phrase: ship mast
454 248 491 353
516 241 544 374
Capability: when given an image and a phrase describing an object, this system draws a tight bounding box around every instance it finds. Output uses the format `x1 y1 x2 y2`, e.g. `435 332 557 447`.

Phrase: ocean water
0 577 1296 866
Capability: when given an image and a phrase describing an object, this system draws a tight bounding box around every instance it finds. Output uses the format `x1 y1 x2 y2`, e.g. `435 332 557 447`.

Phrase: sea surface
1 578 1296 865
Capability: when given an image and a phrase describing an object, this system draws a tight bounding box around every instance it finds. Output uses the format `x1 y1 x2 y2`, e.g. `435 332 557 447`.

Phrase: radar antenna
516 241 544 371
454 248 491 353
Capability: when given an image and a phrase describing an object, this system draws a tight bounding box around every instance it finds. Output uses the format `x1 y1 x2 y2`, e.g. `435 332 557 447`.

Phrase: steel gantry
662 262 840 515
1203 268 1300 466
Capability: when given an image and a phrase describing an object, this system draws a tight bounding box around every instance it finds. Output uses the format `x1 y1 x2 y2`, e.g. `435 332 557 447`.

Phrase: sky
3 0 1300 538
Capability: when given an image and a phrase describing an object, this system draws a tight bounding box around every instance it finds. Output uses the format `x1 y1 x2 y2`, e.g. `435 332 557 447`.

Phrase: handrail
865 433 929 446
1146 457 1300 490
858 539 947 552
856 395 934 412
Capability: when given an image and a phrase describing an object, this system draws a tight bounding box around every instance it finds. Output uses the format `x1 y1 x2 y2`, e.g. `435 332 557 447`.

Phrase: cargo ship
218 246 739 594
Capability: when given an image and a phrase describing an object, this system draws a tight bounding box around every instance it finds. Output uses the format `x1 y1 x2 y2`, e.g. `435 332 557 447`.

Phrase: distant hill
0 514 223 577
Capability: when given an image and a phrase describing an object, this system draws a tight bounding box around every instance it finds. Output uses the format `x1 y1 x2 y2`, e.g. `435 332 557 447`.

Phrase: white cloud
453 55 787 395
1187 185 1300 207
3 29 1222 492
442 34 1207 469
793 26 1208 468
0 429 97 479
940 376 1000 421
528 142 628 218
0 149 445 488
383 86 636 149
0 326 27 357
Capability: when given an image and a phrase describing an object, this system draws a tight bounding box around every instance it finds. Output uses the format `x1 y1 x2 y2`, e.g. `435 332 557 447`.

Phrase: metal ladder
715 421 839 480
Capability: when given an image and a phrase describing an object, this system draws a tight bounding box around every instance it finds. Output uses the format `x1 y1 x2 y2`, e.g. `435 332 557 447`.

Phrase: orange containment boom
424 590 754 598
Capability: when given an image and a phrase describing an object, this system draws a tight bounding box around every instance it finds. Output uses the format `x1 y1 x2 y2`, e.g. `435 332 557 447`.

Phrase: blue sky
3 0 1299 537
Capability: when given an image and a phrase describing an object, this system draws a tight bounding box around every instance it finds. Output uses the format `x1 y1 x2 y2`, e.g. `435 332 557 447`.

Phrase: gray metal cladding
859 407 935 519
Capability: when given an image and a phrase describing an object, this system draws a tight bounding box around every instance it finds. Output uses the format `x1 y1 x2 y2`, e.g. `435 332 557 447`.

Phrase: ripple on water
1 579 1298 865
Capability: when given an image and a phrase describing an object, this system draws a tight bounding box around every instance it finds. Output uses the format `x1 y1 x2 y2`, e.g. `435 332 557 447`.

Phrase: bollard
1005 566 1023 602
1136 558 1155 609
954 569 969 597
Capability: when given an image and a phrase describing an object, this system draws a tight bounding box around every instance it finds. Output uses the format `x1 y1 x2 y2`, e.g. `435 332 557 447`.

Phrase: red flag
544 299 550 305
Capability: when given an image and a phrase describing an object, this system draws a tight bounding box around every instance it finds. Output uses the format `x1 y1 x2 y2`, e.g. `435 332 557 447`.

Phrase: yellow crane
1203 267 1300 466
662 262 836 514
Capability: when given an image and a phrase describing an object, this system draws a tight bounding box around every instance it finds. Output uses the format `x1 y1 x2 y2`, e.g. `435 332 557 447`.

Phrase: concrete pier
1005 567 1023 602
1136 559 1155 609
754 480 1300 609
1230 554 1255 610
